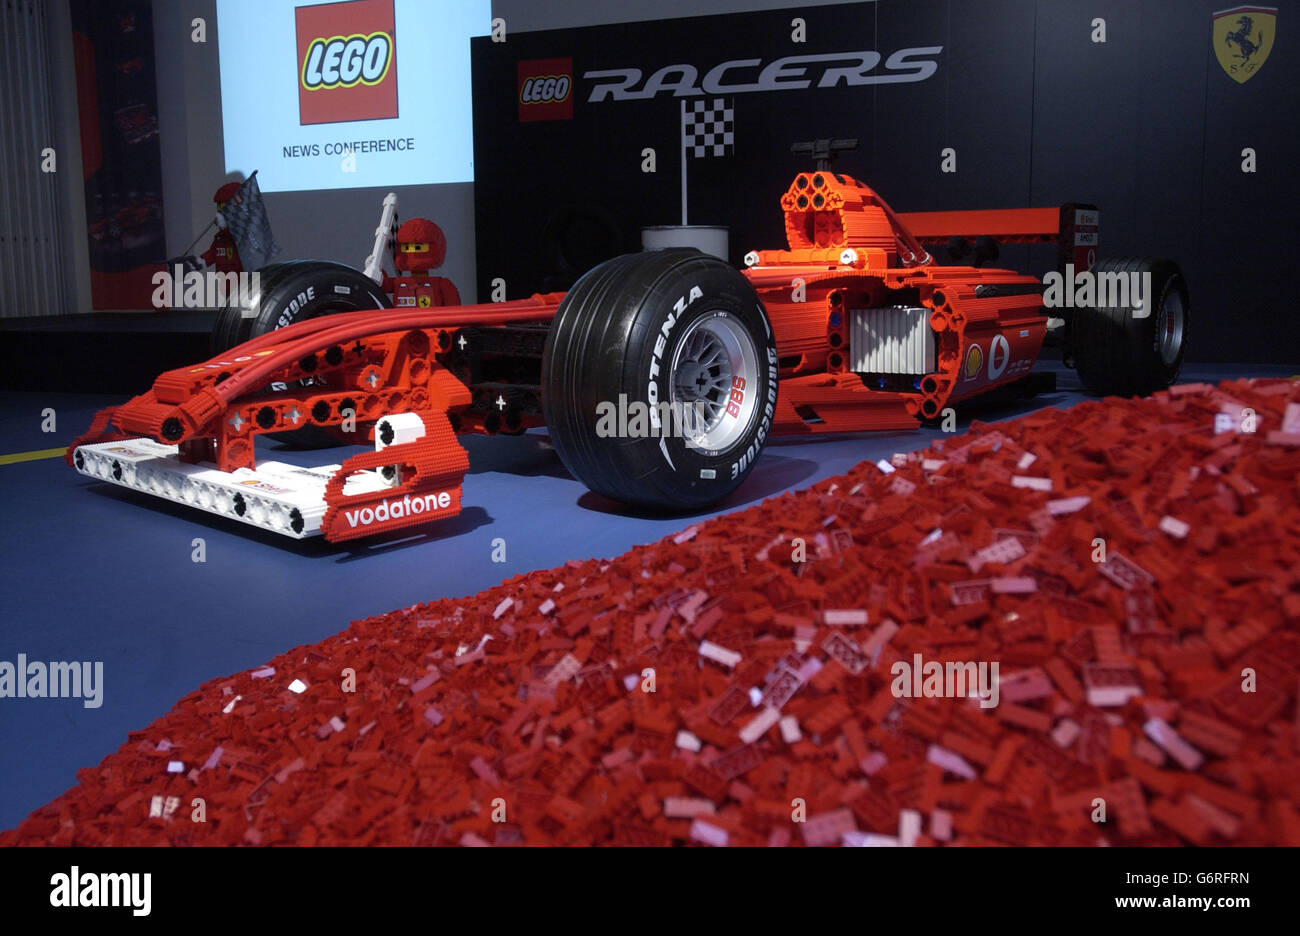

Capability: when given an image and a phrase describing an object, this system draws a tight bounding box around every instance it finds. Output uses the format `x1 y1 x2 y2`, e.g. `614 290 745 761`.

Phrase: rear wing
895 204 1099 274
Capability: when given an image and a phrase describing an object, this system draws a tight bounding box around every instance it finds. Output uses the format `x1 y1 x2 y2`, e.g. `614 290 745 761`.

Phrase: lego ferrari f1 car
69 146 1189 542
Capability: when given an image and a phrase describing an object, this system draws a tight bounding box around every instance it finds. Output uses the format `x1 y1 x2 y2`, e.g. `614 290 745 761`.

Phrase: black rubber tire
213 260 392 446
209 260 307 356
239 259 392 340
541 249 777 511
1073 257 1189 398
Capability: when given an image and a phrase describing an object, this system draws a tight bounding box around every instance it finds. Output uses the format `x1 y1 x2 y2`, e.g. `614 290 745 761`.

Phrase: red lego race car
68 147 1188 542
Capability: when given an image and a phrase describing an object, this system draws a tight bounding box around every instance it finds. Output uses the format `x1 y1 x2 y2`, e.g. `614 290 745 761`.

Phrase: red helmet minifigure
394 218 447 271
200 182 243 273
213 182 242 211
383 217 460 307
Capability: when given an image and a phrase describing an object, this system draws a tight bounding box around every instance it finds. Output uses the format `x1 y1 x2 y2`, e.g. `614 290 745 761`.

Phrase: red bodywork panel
71 170 1065 540
896 207 1060 242
741 171 1047 429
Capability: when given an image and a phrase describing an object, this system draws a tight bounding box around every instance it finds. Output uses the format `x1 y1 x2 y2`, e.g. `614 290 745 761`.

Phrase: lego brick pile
5 378 1299 846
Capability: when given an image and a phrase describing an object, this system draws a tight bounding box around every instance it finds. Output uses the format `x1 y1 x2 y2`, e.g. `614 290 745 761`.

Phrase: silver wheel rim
1157 289 1185 367
668 311 759 453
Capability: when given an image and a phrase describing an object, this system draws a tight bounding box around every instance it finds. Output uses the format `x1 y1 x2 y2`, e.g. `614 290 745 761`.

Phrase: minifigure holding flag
172 171 281 274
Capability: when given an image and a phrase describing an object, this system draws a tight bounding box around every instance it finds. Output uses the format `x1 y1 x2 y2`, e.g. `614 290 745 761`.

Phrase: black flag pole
176 217 217 261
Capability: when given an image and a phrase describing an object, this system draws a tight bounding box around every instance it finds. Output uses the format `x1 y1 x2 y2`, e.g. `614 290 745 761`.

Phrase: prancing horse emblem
1213 6 1276 84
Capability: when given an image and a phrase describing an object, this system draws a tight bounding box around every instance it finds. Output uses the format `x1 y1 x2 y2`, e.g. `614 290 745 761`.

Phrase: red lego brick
8 377 1300 847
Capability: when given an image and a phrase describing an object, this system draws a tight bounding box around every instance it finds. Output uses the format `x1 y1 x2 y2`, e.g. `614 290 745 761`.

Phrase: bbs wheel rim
668 311 759 454
1156 288 1185 367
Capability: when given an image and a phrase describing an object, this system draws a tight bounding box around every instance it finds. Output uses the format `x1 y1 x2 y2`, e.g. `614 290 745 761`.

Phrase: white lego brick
926 744 977 780
1158 515 1190 539
675 730 702 753
899 809 922 847
375 413 425 448
689 819 728 847
73 439 340 538
739 706 781 744
1144 718 1205 771
664 797 714 818
698 641 741 669
842 831 900 847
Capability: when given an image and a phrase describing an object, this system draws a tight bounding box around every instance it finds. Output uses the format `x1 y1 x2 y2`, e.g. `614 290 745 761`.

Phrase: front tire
541 250 777 511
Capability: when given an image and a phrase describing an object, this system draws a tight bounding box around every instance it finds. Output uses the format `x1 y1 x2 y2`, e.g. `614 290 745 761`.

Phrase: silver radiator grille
847 306 934 375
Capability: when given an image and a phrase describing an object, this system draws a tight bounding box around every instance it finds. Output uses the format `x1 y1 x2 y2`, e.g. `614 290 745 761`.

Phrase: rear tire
541 250 777 511
1073 257 1188 397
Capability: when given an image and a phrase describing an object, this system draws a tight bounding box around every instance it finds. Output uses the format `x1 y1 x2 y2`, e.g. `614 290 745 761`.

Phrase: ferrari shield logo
1213 6 1276 83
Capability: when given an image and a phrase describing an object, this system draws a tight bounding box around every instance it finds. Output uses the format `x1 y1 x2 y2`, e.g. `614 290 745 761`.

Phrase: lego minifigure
382 218 460 307
199 182 244 273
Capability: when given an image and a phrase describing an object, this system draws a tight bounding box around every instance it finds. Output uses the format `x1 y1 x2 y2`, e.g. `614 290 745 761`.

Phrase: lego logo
302 32 392 90
517 57 573 121
520 75 570 104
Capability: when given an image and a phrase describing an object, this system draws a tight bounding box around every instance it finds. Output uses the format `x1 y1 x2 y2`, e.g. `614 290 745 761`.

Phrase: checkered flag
682 98 734 157
678 99 733 225
219 171 281 271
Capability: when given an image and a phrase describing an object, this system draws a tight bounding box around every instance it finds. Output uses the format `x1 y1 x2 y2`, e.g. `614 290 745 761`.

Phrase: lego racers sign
295 0 397 125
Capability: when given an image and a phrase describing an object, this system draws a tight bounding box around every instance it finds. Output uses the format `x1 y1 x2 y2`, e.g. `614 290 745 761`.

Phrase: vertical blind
0 0 69 318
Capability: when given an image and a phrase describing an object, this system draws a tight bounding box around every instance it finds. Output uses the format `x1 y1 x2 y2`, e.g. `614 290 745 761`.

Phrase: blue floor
0 361 1294 829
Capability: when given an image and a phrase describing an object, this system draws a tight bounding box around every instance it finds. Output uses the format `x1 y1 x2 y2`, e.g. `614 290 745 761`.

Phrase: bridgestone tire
238 260 392 342
1073 257 1189 398
209 260 306 356
211 260 393 446
541 249 778 511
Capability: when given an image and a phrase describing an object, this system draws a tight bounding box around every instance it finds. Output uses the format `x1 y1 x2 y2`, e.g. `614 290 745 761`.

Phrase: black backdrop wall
472 0 1298 365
